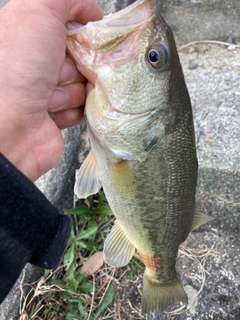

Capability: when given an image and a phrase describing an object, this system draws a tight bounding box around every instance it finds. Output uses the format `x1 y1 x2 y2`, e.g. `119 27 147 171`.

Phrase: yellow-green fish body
67 0 212 317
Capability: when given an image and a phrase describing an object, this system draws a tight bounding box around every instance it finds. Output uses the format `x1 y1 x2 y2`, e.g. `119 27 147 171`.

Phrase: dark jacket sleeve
0 153 72 303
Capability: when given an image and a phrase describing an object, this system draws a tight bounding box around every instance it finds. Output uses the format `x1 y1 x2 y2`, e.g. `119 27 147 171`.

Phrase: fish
67 0 212 318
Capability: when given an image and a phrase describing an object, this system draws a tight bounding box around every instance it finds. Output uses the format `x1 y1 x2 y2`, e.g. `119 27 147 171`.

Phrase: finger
65 0 104 24
49 107 84 130
59 56 86 85
49 0 103 25
48 82 86 112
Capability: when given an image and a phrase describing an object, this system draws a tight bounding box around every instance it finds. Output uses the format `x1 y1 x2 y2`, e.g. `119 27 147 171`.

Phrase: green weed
21 192 116 320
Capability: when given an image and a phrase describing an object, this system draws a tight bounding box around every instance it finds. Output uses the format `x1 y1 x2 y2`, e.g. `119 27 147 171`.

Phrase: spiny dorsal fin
191 209 213 231
103 221 135 267
74 151 101 199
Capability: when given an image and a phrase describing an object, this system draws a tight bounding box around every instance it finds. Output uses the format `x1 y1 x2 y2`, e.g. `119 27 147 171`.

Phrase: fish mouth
66 0 159 82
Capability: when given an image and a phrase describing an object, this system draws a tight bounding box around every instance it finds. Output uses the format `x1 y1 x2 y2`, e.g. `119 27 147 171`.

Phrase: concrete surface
35 123 88 213
0 0 7 7
96 0 240 44
0 264 43 320
160 0 240 45
0 0 239 319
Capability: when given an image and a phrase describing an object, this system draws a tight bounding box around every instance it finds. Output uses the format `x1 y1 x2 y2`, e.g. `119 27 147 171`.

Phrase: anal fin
103 221 135 267
74 151 101 199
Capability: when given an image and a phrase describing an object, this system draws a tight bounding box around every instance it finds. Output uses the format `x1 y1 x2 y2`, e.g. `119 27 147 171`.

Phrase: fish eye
147 44 168 69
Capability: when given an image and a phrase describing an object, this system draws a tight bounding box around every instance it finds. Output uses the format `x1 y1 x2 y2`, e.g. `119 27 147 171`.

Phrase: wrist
0 130 36 181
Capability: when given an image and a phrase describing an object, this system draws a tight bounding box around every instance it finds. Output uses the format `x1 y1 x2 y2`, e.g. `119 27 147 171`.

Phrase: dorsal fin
104 221 135 267
74 151 102 199
191 209 213 231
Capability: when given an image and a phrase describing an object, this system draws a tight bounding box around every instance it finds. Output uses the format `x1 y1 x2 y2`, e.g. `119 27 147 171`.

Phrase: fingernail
49 89 67 111
66 22 83 30
48 112 55 120
60 61 78 85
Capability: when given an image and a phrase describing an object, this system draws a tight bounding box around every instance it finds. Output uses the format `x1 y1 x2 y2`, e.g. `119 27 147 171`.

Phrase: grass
18 191 117 320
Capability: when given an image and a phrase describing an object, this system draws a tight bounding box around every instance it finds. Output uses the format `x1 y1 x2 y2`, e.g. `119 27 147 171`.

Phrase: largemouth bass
67 0 212 317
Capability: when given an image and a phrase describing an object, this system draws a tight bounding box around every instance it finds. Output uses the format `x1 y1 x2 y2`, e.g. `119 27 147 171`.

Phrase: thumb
54 0 103 25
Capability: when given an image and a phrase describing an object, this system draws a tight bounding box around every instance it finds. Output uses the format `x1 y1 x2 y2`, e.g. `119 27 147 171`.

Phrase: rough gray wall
0 0 7 7
96 0 240 44
161 0 240 44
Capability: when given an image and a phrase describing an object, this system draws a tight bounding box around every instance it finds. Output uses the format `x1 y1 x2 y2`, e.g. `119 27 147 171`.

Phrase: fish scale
67 0 212 317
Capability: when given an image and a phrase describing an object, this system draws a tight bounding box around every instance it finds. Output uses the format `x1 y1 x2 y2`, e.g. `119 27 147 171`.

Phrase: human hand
0 0 103 181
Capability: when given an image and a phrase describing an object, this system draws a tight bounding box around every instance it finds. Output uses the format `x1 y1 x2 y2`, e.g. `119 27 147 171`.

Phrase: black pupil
149 50 159 63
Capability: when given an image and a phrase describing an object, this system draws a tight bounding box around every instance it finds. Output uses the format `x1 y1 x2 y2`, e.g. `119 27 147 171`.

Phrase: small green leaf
68 278 79 291
66 261 76 280
94 287 115 319
61 291 71 300
76 273 86 284
51 279 67 287
44 269 51 278
75 240 88 249
83 240 103 251
129 262 137 279
87 195 94 208
78 282 96 294
77 226 98 240
65 206 90 216
66 302 81 319
98 206 113 216
77 215 89 226
96 191 104 209
87 218 98 230
78 299 86 318
64 243 75 269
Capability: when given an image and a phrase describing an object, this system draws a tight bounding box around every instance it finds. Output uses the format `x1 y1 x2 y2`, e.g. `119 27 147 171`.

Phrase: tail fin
142 271 188 319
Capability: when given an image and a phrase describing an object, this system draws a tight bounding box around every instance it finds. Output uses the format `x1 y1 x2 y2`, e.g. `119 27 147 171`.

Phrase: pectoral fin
74 151 102 199
191 209 213 231
104 221 135 267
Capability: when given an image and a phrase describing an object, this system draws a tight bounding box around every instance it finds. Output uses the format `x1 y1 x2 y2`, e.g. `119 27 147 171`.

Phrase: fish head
67 0 188 161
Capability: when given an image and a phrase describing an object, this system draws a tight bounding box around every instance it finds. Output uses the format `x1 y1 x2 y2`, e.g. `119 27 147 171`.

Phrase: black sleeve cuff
0 153 72 303
29 213 72 269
